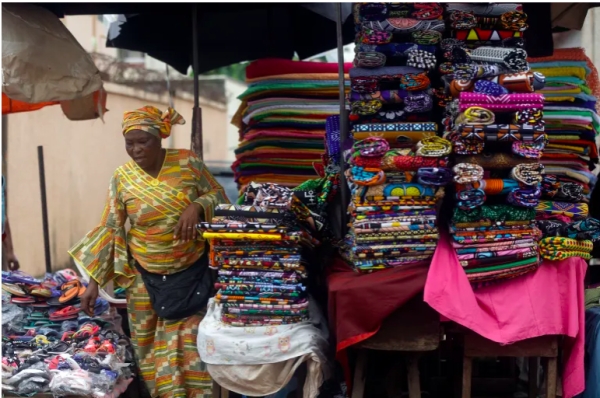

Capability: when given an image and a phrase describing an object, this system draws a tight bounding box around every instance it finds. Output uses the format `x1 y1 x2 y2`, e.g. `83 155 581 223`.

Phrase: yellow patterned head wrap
122 106 185 139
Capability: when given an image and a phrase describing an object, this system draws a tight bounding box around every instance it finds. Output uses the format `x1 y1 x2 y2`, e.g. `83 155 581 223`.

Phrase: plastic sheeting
2 4 103 104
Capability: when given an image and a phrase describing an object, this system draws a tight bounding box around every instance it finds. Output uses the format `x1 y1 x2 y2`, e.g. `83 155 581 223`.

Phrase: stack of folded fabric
341 136 450 272
340 3 451 272
201 183 320 326
445 3 527 49
351 2 444 129
527 48 600 257
231 59 351 193
440 3 546 286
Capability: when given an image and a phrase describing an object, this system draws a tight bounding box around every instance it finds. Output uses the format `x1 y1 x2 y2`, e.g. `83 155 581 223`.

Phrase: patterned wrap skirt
127 272 211 398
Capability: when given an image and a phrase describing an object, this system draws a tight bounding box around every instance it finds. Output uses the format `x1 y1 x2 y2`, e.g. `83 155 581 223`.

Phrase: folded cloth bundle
446 3 523 17
535 200 589 220
363 19 445 35
453 204 536 224
358 183 437 198
357 43 438 56
455 152 538 169
352 122 438 147
538 236 593 260
454 106 495 125
453 28 523 46
380 151 450 171
354 51 387 68
458 92 544 112
448 10 528 31
447 71 546 97
541 175 584 202
348 89 431 104
453 123 546 143
386 3 444 20
469 46 529 72
456 179 519 195
353 137 390 157
449 63 508 82
537 218 600 241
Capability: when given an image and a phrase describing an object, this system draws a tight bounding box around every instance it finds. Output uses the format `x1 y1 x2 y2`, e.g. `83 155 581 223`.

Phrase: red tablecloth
326 257 429 386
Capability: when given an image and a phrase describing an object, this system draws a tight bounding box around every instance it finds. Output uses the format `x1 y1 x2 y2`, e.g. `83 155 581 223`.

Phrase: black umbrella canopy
100 3 355 75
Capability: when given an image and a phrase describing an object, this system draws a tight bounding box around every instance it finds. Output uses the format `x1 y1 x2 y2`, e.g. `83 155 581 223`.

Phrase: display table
326 258 429 387
425 231 587 398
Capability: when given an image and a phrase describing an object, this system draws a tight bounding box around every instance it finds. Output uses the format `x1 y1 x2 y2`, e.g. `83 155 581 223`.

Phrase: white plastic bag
2 4 103 103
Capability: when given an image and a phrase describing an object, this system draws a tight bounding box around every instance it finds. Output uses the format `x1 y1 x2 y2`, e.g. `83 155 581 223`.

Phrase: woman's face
124 129 162 170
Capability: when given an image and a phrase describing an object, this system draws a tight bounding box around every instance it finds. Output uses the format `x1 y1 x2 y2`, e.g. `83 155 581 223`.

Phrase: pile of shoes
1 270 133 396
201 183 321 326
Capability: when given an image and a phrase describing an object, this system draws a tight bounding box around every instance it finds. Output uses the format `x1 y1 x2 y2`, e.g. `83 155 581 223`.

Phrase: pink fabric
424 231 586 398
459 92 545 104
459 103 544 112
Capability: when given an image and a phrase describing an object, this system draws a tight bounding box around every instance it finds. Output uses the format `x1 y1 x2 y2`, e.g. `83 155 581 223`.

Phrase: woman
69 106 228 398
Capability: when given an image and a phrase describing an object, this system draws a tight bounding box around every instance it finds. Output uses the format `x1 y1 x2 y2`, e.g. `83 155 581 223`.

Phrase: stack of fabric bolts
200 183 320 326
440 3 547 286
341 3 452 272
342 136 450 272
527 48 600 261
231 59 351 193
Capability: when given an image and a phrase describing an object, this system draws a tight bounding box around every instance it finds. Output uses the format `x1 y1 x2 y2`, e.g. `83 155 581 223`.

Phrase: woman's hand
80 279 99 317
174 203 201 242
5 251 19 271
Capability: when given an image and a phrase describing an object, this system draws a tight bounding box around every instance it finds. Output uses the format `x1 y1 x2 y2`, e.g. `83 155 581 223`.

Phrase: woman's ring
187 227 193 229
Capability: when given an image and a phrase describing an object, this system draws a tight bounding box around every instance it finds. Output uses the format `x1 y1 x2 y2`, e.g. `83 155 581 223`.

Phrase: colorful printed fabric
535 201 589 220
453 205 536 224
363 19 445 34
453 28 523 43
122 106 185 139
69 149 228 288
127 273 212 398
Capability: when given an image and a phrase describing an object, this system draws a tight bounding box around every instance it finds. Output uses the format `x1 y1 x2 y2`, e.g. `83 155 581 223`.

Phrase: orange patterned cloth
122 105 185 139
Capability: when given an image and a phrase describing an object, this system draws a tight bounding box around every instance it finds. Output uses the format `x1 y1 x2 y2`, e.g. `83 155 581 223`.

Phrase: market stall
324 3 599 398
5 2 600 398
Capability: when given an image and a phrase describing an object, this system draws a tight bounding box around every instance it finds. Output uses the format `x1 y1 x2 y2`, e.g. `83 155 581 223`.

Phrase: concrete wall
5 84 227 277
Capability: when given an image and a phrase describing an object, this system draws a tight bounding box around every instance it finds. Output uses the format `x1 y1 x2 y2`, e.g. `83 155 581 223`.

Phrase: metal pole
191 4 204 159
37 146 52 274
335 3 349 232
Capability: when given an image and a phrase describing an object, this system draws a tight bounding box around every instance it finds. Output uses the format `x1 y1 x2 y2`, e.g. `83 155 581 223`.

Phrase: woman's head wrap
122 106 185 139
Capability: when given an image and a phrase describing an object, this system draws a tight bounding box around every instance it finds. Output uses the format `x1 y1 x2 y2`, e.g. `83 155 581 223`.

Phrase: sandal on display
49 306 80 321
28 286 52 298
58 281 82 304
1 283 27 297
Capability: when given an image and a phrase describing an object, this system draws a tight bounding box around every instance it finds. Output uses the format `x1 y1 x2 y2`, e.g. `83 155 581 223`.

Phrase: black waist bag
133 254 212 320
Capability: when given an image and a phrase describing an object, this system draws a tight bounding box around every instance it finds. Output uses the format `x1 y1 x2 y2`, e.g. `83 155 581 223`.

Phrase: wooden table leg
528 357 539 398
352 350 368 398
462 356 472 398
212 381 221 398
407 353 421 398
546 357 557 398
